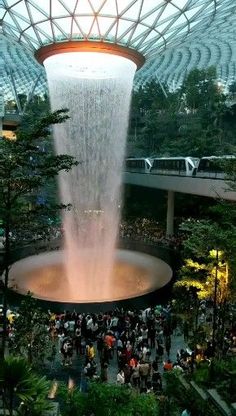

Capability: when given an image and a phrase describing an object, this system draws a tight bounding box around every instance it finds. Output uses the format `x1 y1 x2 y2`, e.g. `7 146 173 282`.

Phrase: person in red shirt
163 358 173 371
104 332 115 359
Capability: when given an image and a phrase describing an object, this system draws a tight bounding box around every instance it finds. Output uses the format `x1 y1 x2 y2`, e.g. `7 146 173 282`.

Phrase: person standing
86 341 95 363
100 362 108 383
165 335 171 357
181 409 191 416
116 369 125 385
74 326 82 355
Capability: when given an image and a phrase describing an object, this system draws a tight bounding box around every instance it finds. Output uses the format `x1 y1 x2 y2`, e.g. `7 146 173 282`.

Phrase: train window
213 161 223 172
180 160 185 170
188 162 193 170
198 160 206 171
168 160 173 170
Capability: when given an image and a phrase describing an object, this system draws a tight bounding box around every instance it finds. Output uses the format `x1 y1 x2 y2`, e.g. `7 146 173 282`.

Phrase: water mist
44 52 136 301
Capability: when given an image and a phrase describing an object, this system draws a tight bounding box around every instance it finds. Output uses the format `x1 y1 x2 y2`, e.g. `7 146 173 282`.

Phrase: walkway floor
43 332 187 388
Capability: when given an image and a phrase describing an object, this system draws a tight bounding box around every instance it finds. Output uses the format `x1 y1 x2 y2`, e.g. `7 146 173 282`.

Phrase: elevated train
125 156 235 179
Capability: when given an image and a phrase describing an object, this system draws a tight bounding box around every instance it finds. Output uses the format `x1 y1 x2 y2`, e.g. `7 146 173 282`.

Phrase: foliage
192 362 211 385
182 67 224 112
176 251 229 303
213 359 236 403
164 370 222 416
9 293 53 367
128 67 236 157
180 220 226 257
129 80 180 155
179 218 236 301
20 94 50 131
0 355 51 416
0 108 77 357
192 358 236 402
0 108 76 245
59 381 160 416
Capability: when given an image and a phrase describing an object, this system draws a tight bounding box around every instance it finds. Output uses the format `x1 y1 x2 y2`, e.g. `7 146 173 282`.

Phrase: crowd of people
119 217 184 248
0 217 185 253
1 299 235 416
40 304 235 393
50 305 174 393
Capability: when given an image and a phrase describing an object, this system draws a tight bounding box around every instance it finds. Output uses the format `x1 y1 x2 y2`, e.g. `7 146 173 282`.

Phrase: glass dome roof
0 0 236 103
0 31 45 105
0 0 219 56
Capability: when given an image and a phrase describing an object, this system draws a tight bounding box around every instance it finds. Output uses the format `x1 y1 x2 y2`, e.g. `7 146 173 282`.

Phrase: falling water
44 52 136 301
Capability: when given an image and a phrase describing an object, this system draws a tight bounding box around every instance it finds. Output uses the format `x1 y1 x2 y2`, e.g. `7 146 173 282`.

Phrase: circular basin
8 249 172 306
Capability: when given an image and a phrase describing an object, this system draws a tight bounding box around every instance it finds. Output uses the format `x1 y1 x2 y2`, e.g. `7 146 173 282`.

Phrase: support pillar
0 117 2 138
0 93 4 138
166 190 175 237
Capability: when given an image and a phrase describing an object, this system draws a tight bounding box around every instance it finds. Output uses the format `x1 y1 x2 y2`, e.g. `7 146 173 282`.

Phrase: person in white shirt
181 409 191 416
116 369 125 384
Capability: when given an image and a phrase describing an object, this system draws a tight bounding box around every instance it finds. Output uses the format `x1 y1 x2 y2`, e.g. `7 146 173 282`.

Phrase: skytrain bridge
123 171 236 236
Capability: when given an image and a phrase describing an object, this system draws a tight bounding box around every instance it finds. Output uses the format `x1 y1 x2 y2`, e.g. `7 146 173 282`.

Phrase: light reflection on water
9 250 172 303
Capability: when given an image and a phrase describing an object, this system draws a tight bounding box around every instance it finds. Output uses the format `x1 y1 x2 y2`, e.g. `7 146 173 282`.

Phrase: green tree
19 94 50 131
0 355 51 416
128 67 236 157
0 109 77 357
182 67 224 112
10 293 54 366
179 219 236 351
59 381 160 416
128 80 180 155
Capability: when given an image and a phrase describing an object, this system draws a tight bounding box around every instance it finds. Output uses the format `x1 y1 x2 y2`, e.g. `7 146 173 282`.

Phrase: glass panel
28 3 48 23
12 15 30 30
51 0 69 17
121 1 142 20
116 18 135 40
76 16 95 35
96 16 114 36
75 0 94 14
65 0 78 14
139 1 162 18
8 1 29 18
89 0 105 13
159 4 176 21
36 21 53 39
24 25 39 41
100 0 117 16
53 16 72 34
171 0 188 8
90 18 100 37
52 20 68 39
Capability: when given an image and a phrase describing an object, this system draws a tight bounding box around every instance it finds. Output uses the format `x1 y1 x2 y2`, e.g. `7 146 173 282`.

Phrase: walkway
124 172 236 201
43 331 187 388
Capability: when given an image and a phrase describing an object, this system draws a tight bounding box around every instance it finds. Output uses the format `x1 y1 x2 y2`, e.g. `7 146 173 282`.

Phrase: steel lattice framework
0 0 236 104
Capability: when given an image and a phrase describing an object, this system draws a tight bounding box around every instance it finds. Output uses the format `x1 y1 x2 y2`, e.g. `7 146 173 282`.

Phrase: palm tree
0 355 51 416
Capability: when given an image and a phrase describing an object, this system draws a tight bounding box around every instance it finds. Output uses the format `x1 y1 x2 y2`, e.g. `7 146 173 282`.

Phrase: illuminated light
35 40 145 70
8 250 172 303
68 377 75 392
43 51 137 81
48 380 58 399
2 130 16 140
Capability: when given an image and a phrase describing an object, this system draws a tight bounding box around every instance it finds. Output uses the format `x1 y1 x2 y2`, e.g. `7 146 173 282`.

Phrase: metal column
166 190 175 237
